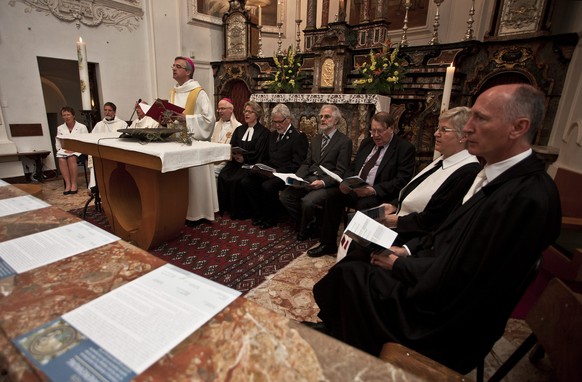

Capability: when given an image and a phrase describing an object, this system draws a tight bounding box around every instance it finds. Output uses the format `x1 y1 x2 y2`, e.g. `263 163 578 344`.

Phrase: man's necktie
359 146 384 181
320 134 330 154
462 169 487 204
276 133 283 143
399 160 443 204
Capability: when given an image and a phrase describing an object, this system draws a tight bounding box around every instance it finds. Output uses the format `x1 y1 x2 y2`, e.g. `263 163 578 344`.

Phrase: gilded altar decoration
353 41 404 95
264 46 304 94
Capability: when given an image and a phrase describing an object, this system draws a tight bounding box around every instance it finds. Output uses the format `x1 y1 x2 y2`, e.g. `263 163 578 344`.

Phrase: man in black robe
311 84 562 374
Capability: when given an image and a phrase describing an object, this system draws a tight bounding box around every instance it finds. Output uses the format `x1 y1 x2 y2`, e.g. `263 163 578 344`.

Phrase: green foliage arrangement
353 41 404 95
264 47 304 93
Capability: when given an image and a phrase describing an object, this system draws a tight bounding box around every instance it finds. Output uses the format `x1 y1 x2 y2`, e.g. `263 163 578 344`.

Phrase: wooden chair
380 342 470 382
487 278 582 382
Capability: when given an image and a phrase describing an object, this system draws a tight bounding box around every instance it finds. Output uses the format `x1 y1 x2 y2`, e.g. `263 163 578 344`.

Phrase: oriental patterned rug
68 206 317 293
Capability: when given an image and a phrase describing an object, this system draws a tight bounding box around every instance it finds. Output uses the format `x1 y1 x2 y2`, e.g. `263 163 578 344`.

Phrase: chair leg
488 333 538 382
476 359 484 382
95 190 102 213
82 195 95 219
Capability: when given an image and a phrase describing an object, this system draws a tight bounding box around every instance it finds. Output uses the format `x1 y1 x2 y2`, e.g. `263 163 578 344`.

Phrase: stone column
360 0 370 23
321 0 329 27
373 0 385 21
306 0 317 30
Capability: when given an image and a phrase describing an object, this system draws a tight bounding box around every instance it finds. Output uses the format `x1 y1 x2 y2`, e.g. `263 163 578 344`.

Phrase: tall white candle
77 37 91 110
441 64 455 113
278 0 283 24
296 1 301 17
258 5 262 25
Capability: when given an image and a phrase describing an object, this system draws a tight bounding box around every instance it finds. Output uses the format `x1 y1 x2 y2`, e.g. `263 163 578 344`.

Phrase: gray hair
244 100 263 120
440 106 471 138
271 103 291 119
320 104 342 125
504 84 545 141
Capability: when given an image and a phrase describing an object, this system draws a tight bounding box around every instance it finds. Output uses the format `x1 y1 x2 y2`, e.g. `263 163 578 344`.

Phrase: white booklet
344 211 397 252
0 221 119 279
14 264 241 381
0 195 50 218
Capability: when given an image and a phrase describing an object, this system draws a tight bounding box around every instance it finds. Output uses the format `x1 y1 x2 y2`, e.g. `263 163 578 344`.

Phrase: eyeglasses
243 109 255 114
434 126 456 134
217 107 232 111
319 114 332 120
271 118 287 124
370 128 389 135
171 64 186 70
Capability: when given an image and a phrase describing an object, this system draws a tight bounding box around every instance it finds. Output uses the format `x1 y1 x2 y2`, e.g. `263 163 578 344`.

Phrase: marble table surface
0 184 423 381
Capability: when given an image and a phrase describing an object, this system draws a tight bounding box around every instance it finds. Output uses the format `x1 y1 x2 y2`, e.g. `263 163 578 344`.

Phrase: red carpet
69 207 316 293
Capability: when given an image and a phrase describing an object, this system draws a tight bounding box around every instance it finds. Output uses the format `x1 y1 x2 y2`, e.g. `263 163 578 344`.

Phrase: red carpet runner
69 207 316 293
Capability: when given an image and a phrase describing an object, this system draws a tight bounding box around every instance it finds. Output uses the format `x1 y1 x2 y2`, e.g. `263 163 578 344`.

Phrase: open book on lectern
145 99 185 122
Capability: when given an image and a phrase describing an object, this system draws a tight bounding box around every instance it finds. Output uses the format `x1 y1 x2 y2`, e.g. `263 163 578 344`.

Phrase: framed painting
190 0 285 34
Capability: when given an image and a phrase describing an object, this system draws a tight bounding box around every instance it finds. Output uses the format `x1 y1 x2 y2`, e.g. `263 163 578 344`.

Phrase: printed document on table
344 211 398 250
0 195 50 218
0 221 119 278
14 264 242 382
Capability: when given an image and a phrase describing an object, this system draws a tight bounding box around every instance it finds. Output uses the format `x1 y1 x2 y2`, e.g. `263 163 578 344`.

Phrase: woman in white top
55 106 88 195
382 106 481 244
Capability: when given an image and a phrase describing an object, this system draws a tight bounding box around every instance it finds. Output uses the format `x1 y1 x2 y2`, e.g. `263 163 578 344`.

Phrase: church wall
0 1 153 174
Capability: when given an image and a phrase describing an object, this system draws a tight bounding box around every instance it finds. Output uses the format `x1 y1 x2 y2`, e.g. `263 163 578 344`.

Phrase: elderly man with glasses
240 103 308 229
307 111 416 257
280 104 353 241
211 97 241 177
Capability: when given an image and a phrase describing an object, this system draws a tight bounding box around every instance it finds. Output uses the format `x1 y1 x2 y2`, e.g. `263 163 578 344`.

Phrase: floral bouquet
264 46 304 94
353 41 404 95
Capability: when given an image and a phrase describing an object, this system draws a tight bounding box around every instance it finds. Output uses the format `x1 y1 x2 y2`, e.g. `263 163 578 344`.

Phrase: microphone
127 98 142 126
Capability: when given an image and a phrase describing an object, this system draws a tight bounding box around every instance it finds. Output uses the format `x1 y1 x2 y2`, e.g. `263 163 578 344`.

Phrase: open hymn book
344 211 397 252
319 165 368 189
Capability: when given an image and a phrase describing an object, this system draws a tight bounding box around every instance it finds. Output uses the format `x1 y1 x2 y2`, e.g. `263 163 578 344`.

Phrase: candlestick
257 25 264 58
258 5 262 26
295 19 302 52
276 22 283 56
464 0 476 41
429 0 445 45
441 64 455 113
400 1 411 47
76 37 91 111
296 1 301 17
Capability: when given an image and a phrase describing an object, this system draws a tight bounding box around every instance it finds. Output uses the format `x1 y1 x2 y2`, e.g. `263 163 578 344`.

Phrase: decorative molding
189 0 285 34
250 93 390 113
8 0 144 31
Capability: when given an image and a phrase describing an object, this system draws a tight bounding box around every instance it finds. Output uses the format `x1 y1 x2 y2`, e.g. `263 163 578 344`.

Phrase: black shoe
307 244 337 257
63 190 70 195
296 231 310 241
301 321 329 334
185 219 207 227
260 220 276 229
69 189 78 194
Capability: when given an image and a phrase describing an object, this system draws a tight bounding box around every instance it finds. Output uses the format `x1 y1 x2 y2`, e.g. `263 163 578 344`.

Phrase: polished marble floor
33 176 556 381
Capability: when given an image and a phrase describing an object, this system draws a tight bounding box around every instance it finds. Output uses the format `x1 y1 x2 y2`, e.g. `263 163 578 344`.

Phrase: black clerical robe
313 154 561 373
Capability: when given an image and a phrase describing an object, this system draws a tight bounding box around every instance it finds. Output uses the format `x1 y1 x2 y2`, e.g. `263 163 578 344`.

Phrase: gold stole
170 86 202 114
